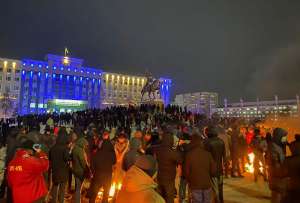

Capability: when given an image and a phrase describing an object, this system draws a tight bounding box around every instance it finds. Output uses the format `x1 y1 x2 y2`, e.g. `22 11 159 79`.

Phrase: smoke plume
247 43 300 100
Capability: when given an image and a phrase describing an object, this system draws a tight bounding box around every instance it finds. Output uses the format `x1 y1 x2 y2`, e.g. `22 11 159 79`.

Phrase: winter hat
129 137 142 150
21 140 35 150
206 126 218 138
135 155 157 177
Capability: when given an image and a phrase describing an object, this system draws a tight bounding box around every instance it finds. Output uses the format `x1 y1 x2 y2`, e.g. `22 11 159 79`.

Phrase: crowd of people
0 104 299 203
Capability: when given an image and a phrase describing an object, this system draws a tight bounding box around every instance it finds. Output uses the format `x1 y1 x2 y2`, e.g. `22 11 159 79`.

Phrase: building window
6 76 11 81
7 68 12 73
15 77 20 81
0 68 2 72
15 69 21 73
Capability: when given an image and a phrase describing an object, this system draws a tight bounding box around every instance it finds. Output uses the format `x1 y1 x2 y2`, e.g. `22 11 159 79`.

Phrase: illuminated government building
0 54 171 116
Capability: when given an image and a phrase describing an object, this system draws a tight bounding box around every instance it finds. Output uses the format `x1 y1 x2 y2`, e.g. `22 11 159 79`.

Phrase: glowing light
12 62 16 68
106 74 109 80
117 75 120 80
112 75 115 80
31 63 34 67
63 56 70 65
245 153 255 173
22 70 25 75
38 64 42 68
53 66 57 70
68 68 71 71
38 72 41 77
109 182 116 197
117 183 122 190
23 63 26 66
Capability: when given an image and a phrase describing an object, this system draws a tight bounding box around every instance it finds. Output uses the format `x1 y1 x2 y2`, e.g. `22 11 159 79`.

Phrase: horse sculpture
141 79 162 101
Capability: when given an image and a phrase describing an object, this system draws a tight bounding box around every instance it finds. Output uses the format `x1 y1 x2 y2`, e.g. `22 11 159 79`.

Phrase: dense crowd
0 104 299 203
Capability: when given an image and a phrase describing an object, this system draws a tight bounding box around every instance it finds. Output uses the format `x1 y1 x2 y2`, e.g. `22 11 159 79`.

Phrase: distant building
217 96 300 119
0 58 21 99
174 92 218 116
0 58 21 117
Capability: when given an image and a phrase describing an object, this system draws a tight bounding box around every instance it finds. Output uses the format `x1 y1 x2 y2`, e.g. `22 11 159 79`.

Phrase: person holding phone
7 140 49 203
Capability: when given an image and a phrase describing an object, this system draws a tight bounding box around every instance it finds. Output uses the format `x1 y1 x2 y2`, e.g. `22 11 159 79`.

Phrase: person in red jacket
7 140 49 203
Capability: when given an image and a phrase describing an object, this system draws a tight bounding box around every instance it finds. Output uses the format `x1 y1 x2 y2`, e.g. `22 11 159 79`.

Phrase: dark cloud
0 0 300 102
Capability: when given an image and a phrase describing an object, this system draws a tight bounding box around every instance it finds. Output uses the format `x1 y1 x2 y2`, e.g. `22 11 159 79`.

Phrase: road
0 172 271 203
224 173 271 203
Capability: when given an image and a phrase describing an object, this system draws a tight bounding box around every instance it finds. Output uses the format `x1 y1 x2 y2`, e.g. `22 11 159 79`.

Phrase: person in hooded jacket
185 131 217 203
122 137 143 171
87 140 116 203
116 155 165 203
204 126 225 203
266 128 288 203
49 128 71 203
153 125 183 203
282 134 300 203
288 134 300 156
72 136 89 203
251 128 267 182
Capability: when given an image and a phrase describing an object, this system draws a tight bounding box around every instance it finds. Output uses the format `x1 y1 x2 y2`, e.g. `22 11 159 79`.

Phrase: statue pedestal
140 98 164 108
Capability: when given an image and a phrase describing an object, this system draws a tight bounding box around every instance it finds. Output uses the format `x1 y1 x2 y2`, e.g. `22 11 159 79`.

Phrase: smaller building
174 92 218 116
0 58 21 118
217 96 300 119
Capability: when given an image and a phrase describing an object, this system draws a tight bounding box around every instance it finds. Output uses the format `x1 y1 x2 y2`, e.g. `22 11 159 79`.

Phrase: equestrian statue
141 72 162 101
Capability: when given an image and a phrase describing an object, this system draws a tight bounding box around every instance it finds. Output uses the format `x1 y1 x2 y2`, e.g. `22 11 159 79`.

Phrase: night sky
1 1 300 103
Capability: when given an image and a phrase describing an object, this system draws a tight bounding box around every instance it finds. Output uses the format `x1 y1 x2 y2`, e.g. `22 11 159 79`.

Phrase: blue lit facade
19 54 102 115
160 78 172 105
15 54 171 115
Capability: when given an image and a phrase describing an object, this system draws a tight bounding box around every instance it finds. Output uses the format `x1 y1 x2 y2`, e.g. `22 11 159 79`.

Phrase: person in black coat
282 134 300 203
204 126 226 203
88 140 116 203
153 125 183 203
122 137 143 171
49 128 71 203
